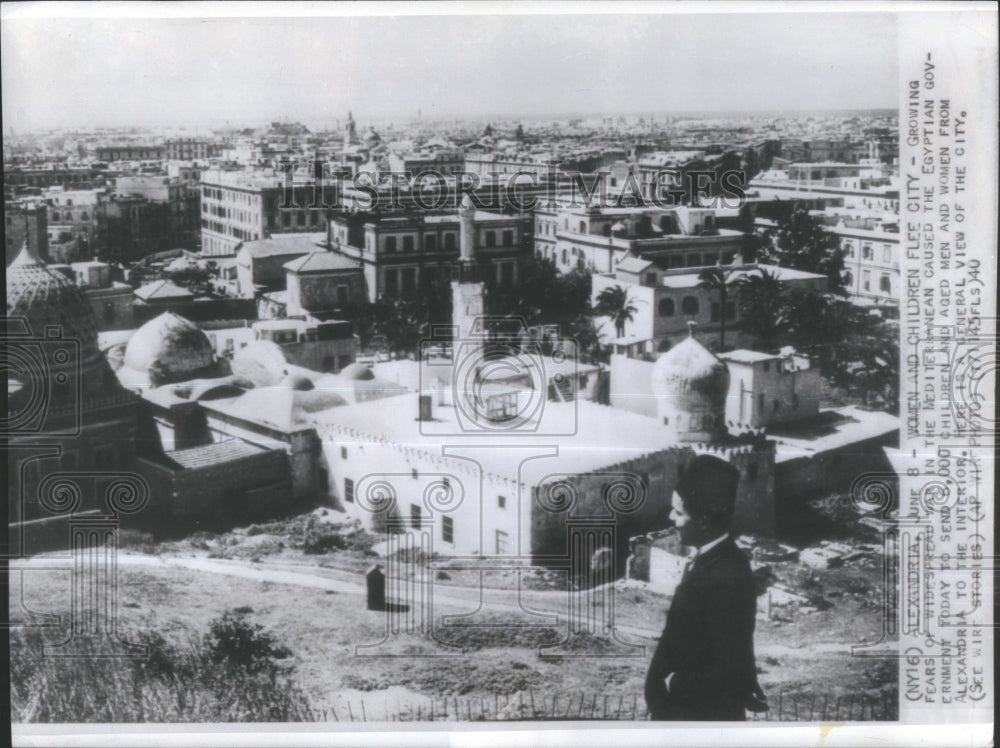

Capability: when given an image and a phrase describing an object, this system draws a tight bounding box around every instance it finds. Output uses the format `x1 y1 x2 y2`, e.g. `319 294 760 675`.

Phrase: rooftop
239 233 327 259
311 393 677 487
283 251 361 273
133 280 195 301
163 440 272 470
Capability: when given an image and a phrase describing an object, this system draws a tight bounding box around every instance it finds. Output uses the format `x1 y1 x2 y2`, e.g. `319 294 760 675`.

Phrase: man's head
669 454 739 547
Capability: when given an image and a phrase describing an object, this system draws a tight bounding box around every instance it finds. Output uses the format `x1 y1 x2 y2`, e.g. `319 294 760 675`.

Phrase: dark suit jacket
644 537 760 721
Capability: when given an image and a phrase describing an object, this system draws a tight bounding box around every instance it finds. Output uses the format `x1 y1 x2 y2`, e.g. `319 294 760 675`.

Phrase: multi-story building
43 187 107 255
116 175 199 249
4 165 102 190
828 216 900 305
199 169 331 257
234 233 328 298
164 139 220 161
534 204 747 275
591 257 828 357
95 144 165 162
386 149 464 177
748 160 899 212
326 207 530 302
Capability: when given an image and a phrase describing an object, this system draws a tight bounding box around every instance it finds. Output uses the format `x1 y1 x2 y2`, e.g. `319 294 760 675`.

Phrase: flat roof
311 392 676 486
239 233 327 258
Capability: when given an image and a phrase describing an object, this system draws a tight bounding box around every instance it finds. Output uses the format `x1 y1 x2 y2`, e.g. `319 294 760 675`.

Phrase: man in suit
644 454 767 721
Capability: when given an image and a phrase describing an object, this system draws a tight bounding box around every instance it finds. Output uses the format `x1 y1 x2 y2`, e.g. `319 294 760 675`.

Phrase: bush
11 611 311 722
118 529 157 554
203 610 291 674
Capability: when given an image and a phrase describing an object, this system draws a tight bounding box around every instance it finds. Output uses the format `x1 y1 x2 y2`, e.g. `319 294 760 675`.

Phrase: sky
1 6 899 132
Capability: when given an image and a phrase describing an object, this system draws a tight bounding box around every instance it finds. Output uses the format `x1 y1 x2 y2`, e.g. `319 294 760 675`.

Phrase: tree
735 267 789 353
760 205 846 293
594 285 638 339
697 266 737 351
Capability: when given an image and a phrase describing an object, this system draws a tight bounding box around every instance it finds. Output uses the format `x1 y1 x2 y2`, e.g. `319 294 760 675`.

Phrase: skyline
2 10 898 132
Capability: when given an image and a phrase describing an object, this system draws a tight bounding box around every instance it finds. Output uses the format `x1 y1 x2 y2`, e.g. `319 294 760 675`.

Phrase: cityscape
7 9 903 726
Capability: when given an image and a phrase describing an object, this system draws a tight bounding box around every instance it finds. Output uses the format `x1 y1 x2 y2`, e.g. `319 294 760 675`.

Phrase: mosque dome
231 340 288 386
338 362 376 381
279 372 315 391
123 312 221 387
651 325 729 443
6 246 100 358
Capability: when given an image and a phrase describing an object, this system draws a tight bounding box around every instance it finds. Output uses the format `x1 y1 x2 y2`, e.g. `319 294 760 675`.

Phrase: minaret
452 196 485 362
345 110 358 146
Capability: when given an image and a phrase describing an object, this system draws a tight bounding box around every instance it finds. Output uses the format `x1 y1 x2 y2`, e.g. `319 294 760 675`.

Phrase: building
233 233 328 299
6 247 142 530
386 149 465 177
534 204 747 275
5 199 49 265
284 251 366 318
200 168 331 257
95 144 165 162
220 318 359 376
591 258 828 358
326 207 530 302
163 139 220 161
43 187 107 255
313 335 777 563
69 259 135 331
717 348 821 429
748 160 899 212
116 174 199 249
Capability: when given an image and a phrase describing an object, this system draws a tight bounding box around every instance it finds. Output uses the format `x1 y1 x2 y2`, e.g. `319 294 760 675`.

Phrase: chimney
418 394 433 422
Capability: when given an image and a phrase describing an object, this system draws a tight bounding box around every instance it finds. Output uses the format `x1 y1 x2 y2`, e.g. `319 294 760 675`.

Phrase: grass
10 610 315 723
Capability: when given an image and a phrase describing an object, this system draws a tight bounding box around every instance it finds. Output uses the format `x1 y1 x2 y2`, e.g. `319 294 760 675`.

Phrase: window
645 272 658 286
862 243 873 260
503 229 513 246
498 495 507 509
341 447 347 460
441 516 454 544
485 230 496 247
495 530 510 554
561 249 568 264
681 296 699 315
862 270 871 291
410 503 422 528
444 233 456 250
843 240 854 257
882 245 892 263
385 236 397 252
579 221 586 233
425 235 436 251
879 275 892 294
843 270 854 287
344 478 354 503
403 236 414 252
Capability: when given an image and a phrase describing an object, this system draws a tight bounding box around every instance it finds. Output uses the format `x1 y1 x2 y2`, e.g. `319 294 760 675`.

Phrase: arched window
658 298 675 317
681 296 699 315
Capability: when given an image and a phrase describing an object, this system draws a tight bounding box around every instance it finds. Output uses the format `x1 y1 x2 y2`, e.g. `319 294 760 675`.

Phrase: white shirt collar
695 533 729 557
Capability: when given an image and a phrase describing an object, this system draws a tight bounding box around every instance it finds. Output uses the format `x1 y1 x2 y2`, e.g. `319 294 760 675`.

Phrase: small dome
338 362 375 381
231 340 288 386
280 372 315 391
123 312 221 387
652 327 729 443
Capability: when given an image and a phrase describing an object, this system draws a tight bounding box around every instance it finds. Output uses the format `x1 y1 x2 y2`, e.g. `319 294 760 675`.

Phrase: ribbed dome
652 329 729 443
6 246 99 358
652 335 729 399
123 312 220 387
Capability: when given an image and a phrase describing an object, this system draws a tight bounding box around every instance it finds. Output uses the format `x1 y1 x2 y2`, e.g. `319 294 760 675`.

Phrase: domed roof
652 327 729 401
123 312 221 387
6 246 99 357
338 362 375 381
230 340 288 386
279 372 315 391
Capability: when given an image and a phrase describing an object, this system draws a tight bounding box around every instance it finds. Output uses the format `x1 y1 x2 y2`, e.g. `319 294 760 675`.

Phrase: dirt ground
11 500 899 722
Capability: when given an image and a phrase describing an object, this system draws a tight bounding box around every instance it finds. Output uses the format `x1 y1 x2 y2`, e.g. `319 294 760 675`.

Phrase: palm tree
594 285 638 339
735 268 789 353
697 266 736 351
